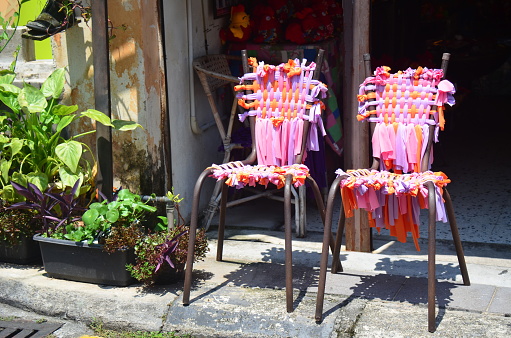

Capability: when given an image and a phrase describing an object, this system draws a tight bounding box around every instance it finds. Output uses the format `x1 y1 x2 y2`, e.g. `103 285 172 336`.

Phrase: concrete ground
0 220 510 337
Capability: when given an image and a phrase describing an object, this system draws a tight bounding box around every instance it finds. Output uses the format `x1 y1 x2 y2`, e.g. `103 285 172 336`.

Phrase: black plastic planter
33 235 136 286
0 236 41 264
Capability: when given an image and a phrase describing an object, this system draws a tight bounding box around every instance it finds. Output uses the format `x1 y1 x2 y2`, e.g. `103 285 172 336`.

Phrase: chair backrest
235 49 327 167
357 54 455 173
193 54 238 95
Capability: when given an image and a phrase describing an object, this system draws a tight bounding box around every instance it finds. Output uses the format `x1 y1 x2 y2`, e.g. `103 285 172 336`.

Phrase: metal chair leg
427 182 437 332
183 169 212 305
331 207 345 274
284 175 294 312
315 175 342 322
296 185 307 238
443 188 470 286
216 181 228 261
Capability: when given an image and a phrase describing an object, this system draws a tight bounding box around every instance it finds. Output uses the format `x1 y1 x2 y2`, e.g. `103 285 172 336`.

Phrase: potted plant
0 66 140 264
127 227 209 285
11 184 152 286
11 182 208 287
126 191 209 285
0 207 42 264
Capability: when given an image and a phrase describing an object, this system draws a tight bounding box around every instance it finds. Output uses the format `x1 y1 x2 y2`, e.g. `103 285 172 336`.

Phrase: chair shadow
186 246 322 307
321 257 464 326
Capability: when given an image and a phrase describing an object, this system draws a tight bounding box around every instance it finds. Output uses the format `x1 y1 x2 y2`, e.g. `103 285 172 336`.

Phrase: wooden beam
342 0 371 252
92 0 113 201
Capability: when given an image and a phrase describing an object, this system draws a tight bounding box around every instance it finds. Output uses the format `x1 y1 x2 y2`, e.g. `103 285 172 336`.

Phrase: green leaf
55 140 82 173
7 138 23 156
52 104 78 116
81 109 114 127
55 114 76 134
0 89 20 112
11 172 27 187
117 189 137 201
18 83 47 113
59 166 84 190
0 160 11 184
0 70 15 85
82 208 100 226
111 119 143 131
41 68 66 98
0 83 21 93
26 172 49 192
106 209 119 223
0 185 17 203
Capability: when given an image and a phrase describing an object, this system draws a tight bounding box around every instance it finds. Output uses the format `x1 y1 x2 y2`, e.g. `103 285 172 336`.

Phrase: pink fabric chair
184 49 329 312
315 53 470 332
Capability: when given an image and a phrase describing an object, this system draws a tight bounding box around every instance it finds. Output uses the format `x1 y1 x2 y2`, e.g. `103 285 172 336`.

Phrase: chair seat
208 161 310 189
336 169 451 250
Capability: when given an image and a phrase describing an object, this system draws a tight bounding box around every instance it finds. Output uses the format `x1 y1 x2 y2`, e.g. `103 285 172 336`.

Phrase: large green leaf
52 104 78 116
26 172 49 192
81 109 114 127
0 83 21 94
0 160 11 184
0 185 17 203
0 90 20 113
111 119 143 131
55 140 82 173
0 70 15 84
41 68 66 99
18 83 47 113
56 114 76 134
7 138 23 156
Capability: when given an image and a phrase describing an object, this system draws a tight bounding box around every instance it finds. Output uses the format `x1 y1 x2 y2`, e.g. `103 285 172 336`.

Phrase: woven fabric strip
356 66 455 172
337 169 450 250
208 161 309 189
235 58 328 166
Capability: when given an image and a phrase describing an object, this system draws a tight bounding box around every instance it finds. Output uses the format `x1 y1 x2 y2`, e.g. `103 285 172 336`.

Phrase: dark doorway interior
369 0 511 245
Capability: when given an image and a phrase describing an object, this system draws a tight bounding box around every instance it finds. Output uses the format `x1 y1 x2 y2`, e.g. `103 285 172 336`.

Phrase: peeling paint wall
53 0 169 197
51 0 229 221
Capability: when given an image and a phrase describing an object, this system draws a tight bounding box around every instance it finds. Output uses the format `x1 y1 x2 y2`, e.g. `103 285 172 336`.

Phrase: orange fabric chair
315 53 470 332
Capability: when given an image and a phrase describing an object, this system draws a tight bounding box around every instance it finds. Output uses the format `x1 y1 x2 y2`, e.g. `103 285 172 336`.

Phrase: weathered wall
51 0 228 220
163 0 228 218
53 0 168 197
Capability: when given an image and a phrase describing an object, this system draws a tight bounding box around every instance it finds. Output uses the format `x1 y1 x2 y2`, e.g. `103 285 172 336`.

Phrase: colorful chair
192 54 246 231
184 49 329 312
315 53 470 332
193 54 312 237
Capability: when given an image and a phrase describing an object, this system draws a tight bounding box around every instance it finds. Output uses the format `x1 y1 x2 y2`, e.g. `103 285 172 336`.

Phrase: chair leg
443 188 470 286
216 181 228 261
331 208 345 274
202 180 223 231
315 175 342 322
284 175 294 312
183 169 212 306
306 176 337 256
427 182 437 332
296 185 307 238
